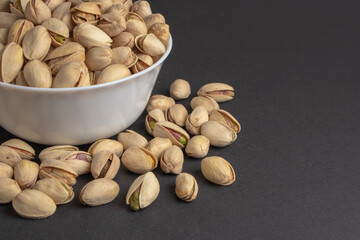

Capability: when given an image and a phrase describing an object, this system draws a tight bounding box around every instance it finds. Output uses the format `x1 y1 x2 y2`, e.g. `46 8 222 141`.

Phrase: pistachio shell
160 145 183 174
44 0 65 12
7 19 34 45
98 12 126 37
111 46 137 68
12 189 56 219
185 135 210 158
91 150 120 179
79 178 119 206
39 145 79 162
209 109 241 133
85 46 112 71
14 160 39 189
53 60 90 88
0 12 21 28
146 94 175 113
39 159 78 186
130 0 151 19
107 3 128 16
93 0 112 12
153 121 190 148
135 33 165 56
0 162 14 178
131 53 153 73
190 95 219 114
121 146 157 174
197 83 235 102
169 79 191 100
23 60 52 88
71 2 102 25
148 22 170 45
0 42 24 83
73 23 112 48
144 13 165 29
175 173 198 202
146 137 172 160
1 138 35 159
88 139 124 157
24 0 51 25
165 104 188 127
13 71 28 86
60 151 92 175
0 0 10 12
10 0 26 17
33 178 74 205
95 64 131 84
201 156 236 186
0 28 8 45
185 106 209 135
0 178 21 203
0 146 22 168
201 121 237 147
41 17 69 47
52 2 74 31
22 25 51 61
145 108 165 136
117 129 148 150
72 2 102 15
125 18 147 37
112 31 134 48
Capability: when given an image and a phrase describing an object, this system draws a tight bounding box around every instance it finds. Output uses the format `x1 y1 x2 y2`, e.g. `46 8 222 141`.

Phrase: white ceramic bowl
0 36 172 145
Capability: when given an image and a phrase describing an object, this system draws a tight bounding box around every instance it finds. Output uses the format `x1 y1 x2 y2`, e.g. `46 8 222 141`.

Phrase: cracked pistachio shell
0 12 21 28
197 83 235 102
41 18 70 47
22 25 51 61
169 79 191 100
146 137 172 160
125 18 147 38
175 173 198 202
130 0 151 19
98 12 126 37
0 28 8 45
0 146 22 168
185 106 208 135
52 2 74 32
88 139 124 157
39 145 79 162
160 145 183 174
12 189 56 219
60 151 92 175
7 19 34 45
91 151 120 179
201 156 236 186
107 3 128 16
121 146 157 174
112 31 134 48
23 60 52 88
85 46 112 71
71 2 102 25
148 22 170 46
112 46 137 68
144 13 165 29
209 109 241 133
131 52 153 73
33 178 74 205
185 135 210 158
39 159 78 186
145 108 165 136
126 172 160 211
146 94 175 113
0 42 24 83
79 178 119 206
24 0 51 25
53 60 90 88
0 178 21 203
14 160 39 189
117 129 148 150
43 0 66 12
153 121 190 148
0 162 14 178
73 23 112 48
1 138 35 159
190 95 219 114
135 33 165 57
165 104 188 127
95 63 131 84
201 121 237 147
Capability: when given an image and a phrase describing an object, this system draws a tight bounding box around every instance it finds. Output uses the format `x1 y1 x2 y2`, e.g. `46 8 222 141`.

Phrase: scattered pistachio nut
160 145 183 174
39 159 78 186
33 178 74 205
91 150 121 179
185 106 209 135
0 178 21 204
201 121 237 147
1 138 35 159
146 94 175 113
153 121 190 148
0 145 22 168
121 146 157 174
117 129 148 150
209 109 241 133
14 159 39 189
185 135 210 158
145 108 165 136
39 145 79 162
201 156 236 186
175 173 198 202
88 139 124 157
165 104 188 127
0 162 14 178
169 79 191 100
79 178 119 207
190 95 219 114
146 137 172 160
197 83 234 103
60 151 92 175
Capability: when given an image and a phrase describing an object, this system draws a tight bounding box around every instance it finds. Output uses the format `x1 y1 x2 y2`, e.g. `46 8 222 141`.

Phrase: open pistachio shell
98 12 126 37
121 146 157 174
144 13 165 29
185 135 210 159
22 25 51 61
148 22 170 46
185 106 209 135
0 162 14 178
10 0 29 17
131 53 152 73
175 173 198 202
190 95 219 114
160 145 183 174
24 0 52 25
79 178 119 207
197 83 235 102
146 137 172 160
165 104 188 127
52 2 74 31
1 138 35 159
33 178 74 205
201 121 237 147
145 108 165 136
39 159 78 186
73 23 112 48
71 2 102 25
201 156 236 186
107 3 128 16
0 145 22 168
112 46 137 68
7 19 34 45
0 178 21 203
146 94 175 113
0 12 21 28
209 109 241 133
153 121 190 148
135 33 165 57
125 18 147 38
112 31 134 48
88 139 124 157
117 129 148 150
95 63 131 84
0 42 24 84
169 79 191 100
85 46 112 71
39 145 79 162
130 0 151 19
23 60 52 88
53 60 90 88
91 151 121 179
41 17 70 47
60 151 92 175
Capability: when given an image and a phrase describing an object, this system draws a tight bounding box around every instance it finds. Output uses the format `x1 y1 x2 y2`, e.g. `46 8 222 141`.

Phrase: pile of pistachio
0 0 169 87
0 81 239 219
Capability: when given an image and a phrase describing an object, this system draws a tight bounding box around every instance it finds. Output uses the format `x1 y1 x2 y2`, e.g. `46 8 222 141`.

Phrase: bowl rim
0 35 173 93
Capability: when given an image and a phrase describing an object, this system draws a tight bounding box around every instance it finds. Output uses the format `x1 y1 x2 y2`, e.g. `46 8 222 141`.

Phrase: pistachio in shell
201 156 236 186
209 109 241 133
23 60 52 88
153 121 190 148
79 178 119 207
0 42 24 84
73 23 112 49
165 104 188 127
0 145 22 168
135 33 165 57
185 135 210 159
145 108 165 136
117 129 148 150
197 83 235 102
0 0 10 12
146 94 175 113
1 138 35 160
125 17 147 38
22 25 51 61
130 0 151 19
200 121 237 147
131 53 153 73
43 0 66 12
85 46 112 71
112 31 135 48
39 145 79 162
14 160 39 189
0 178 21 204
91 151 120 179
107 3 128 16
111 46 138 68
71 2 102 25
0 12 21 28
41 17 70 47
121 146 157 174
144 13 165 29
52 60 90 88
95 63 131 84
12 189 56 219
60 151 92 175
185 106 209 135
52 2 75 32
175 173 198 202
88 139 124 157
190 95 219 114
33 178 74 205
7 19 34 45
146 137 172 160
160 145 183 174
0 28 8 45
0 162 14 178
147 22 170 46
126 172 160 211
24 0 51 25
98 12 126 37
169 79 191 100
39 159 78 186
12 71 28 86
9 0 28 17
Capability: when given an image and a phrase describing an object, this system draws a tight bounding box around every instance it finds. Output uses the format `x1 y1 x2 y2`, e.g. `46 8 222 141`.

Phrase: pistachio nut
73 23 112 48
24 0 51 25
197 83 234 102
1 138 35 159
60 151 92 175
112 46 138 68
131 53 153 73
93 0 112 12
39 159 78 186
0 178 21 204
88 139 124 157
130 0 151 19
201 156 236 186
146 137 172 160
10 0 30 17
175 173 198 202
112 31 135 48
148 22 170 46
7 19 34 45
169 79 191 100
39 145 79 162
135 33 165 57
44 42 85 75
13 71 28 86
107 3 128 16
0 42 24 84
117 129 148 150
22 25 51 61
0 28 8 45
14 160 39 189
190 95 219 114
209 109 241 133
53 60 90 88
95 63 131 84
52 2 75 31
41 18 70 47
43 0 65 12
185 135 210 159
0 12 21 28
126 172 160 211
71 2 102 25
0 162 14 178
153 121 190 148
33 178 74 205
146 94 175 113
145 108 165 136
23 60 52 88
98 12 126 37
185 106 208 135
160 145 183 174
12 189 56 219
144 13 165 29
121 146 157 174
165 104 188 127
0 146 22 168
85 46 112 71
91 151 120 179
201 121 237 147
79 178 119 206
125 17 147 38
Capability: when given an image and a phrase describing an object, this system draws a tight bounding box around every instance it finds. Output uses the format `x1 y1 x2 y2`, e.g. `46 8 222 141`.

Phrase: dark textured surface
1 1 360 239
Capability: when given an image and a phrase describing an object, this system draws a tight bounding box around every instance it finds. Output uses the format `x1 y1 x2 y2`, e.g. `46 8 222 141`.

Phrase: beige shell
53 60 90 88
60 151 92 175
0 162 14 178
146 94 175 113
135 33 165 57
175 173 198 202
22 25 51 61
165 104 188 127
0 0 10 12
73 23 112 48
12 189 56 219
112 31 134 48
52 2 74 31
79 178 119 207
41 17 70 47
7 19 34 45
107 3 128 16
131 53 153 73
201 121 237 147
111 46 138 68
39 159 78 186
33 178 74 205
1 138 35 159
91 151 121 179
39 145 79 162
125 18 147 37
121 146 157 174
146 137 172 160
169 79 191 100
0 42 24 83
98 12 126 37
71 2 102 25
145 108 165 136
144 13 165 29
185 135 210 159
23 60 52 88
0 12 21 28
85 46 112 71
95 64 131 84
0 178 21 203
185 106 209 135
201 156 236 186
0 145 22 168
126 172 160 211
148 22 170 45
0 28 8 45
153 121 190 148
13 71 28 86
24 0 51 25
14 160 39 189
88 139 124 157
190 95 219 114
44 0 66 12
160 145 183 174
130 0 151 19
209 109 241 133
197 83 235 102
117 129 148 150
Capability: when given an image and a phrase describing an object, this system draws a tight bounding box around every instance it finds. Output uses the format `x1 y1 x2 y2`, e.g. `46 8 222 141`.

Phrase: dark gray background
1 0 360 239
